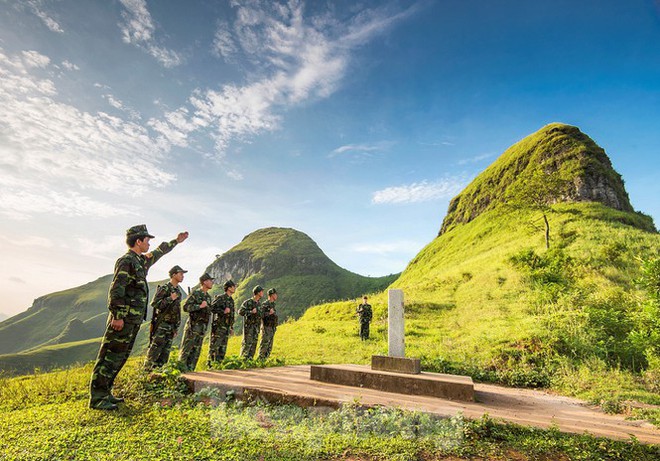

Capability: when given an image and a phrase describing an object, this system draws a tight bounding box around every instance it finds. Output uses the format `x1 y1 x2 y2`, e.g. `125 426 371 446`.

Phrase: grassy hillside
0 276 164 356
205 227 399 320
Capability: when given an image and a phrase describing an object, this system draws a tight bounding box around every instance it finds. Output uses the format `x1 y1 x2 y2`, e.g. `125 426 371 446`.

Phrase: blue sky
1 0 659 317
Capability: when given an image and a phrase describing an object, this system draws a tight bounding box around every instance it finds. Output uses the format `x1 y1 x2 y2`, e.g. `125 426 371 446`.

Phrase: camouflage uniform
258 299 278 360
208 293 235 364
89 234 178 408
178 288 212 372
144 281 183 370
239 298 261 359
357 302 373 340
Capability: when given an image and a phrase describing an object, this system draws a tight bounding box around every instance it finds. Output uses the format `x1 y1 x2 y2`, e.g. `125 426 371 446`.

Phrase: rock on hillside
440 123 641 235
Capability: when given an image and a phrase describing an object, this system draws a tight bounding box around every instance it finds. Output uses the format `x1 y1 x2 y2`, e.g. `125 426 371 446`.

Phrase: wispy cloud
27 0 64 33
457 152 495 165
372 177 466 204
0 47 173 220
155 1 417 159
118 0 183 68
329 142 390 158
103 93 141 120
61 60 80 71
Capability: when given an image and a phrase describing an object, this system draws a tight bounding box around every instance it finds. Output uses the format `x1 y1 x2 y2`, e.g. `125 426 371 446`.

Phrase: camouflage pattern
357 302 373 340
144 281 184 370
89 239 178 408
258 299 278 360
208 292 235 364
178 288 212 371
144 322 177 370
238 298 261 359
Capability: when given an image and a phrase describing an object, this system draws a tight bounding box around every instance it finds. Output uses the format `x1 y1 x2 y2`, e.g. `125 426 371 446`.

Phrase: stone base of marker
310 364 474 402
371 355 420 374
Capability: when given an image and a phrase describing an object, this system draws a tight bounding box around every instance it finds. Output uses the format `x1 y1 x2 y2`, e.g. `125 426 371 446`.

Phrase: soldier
143 265 187 371
258 288 279 360
356 295 373 341
238 285 264 360
208 279 237 365
89 224 188 410
178 273 214 372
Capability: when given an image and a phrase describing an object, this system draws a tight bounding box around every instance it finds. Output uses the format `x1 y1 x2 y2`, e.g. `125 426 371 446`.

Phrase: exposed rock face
439 123 635 235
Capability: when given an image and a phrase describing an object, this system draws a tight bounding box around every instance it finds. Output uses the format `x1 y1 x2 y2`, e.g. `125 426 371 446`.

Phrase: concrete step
310 364 474 402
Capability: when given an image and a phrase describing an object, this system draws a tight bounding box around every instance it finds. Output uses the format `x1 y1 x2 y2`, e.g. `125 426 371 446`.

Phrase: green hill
204 227 399 320
440 123 643 235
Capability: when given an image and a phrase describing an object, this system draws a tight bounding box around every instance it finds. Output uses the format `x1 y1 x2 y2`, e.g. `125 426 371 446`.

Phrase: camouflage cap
126 224 155 239
223 280 236 290
253 285 264 295
199 273 214 283
169 265 188 277
267 288 277 296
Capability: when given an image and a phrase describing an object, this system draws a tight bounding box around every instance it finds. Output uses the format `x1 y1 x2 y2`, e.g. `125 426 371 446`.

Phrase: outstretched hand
176 231 189 243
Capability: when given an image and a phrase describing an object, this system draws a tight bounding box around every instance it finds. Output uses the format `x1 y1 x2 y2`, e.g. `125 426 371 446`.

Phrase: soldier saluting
208 280 237 365
239 285 264 360
89 224 188 410
178 273 214 372
143 265 187 371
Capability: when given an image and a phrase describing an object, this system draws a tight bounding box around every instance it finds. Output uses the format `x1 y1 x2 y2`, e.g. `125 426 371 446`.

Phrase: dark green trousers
89 317 141 405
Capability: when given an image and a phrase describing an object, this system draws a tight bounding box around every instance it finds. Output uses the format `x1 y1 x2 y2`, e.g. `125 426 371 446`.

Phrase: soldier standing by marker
258 288 279 360
89 225 188 410
178 273 214 372
356 295 373 341
208 280 237 365
238 285 264 360
143 265 187 371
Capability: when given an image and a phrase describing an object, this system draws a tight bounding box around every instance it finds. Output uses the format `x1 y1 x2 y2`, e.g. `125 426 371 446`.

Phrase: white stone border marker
388 289 405 357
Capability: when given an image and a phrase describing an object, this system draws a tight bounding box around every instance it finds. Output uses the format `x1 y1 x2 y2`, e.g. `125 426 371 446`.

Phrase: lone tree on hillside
505 167 571 249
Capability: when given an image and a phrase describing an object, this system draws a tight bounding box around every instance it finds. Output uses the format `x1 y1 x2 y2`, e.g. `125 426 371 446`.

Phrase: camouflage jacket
108 240 178 324
183 288 212 324
357 303 373 323
261 300 278 328
238 298 261 326
150 282 183 327
211 293 235 326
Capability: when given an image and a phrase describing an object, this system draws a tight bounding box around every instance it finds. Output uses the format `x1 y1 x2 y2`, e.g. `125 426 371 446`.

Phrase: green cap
126 224 154 239
253 285 264 295
223 280 236 290
267 288 277 296
169 265 187 277
199 273 214 283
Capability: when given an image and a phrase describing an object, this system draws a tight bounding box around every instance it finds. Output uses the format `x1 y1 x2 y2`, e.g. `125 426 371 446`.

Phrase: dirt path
183 365 660 444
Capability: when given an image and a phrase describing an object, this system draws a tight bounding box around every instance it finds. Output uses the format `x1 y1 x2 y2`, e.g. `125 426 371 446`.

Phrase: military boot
89 399 118 411
108 394 125 404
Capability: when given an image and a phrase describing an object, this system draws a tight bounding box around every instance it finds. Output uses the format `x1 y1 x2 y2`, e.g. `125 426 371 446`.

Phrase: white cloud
104 94 141 119
2 235 54 248
27 1 64 33
21 50 50 68
155 1 415 162
372 177 466 205
61 60 80 71
0 47 175 220
329 142 389 158
118 0 183 67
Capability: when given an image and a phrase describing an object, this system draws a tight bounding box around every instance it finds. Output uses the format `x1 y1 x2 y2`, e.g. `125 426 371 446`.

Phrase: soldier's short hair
223 280 236 291
126 234 146 247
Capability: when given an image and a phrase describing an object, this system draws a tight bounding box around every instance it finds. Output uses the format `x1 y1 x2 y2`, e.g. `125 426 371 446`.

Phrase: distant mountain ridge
439 123 649 235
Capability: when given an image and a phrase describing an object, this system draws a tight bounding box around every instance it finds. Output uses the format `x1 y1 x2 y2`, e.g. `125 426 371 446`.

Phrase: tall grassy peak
440 123 638 235
205 227 398 319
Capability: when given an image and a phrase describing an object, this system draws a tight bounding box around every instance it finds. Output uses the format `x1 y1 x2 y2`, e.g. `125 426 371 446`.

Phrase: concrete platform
181 365 660 444
311 364 474 401
371 355 421 374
